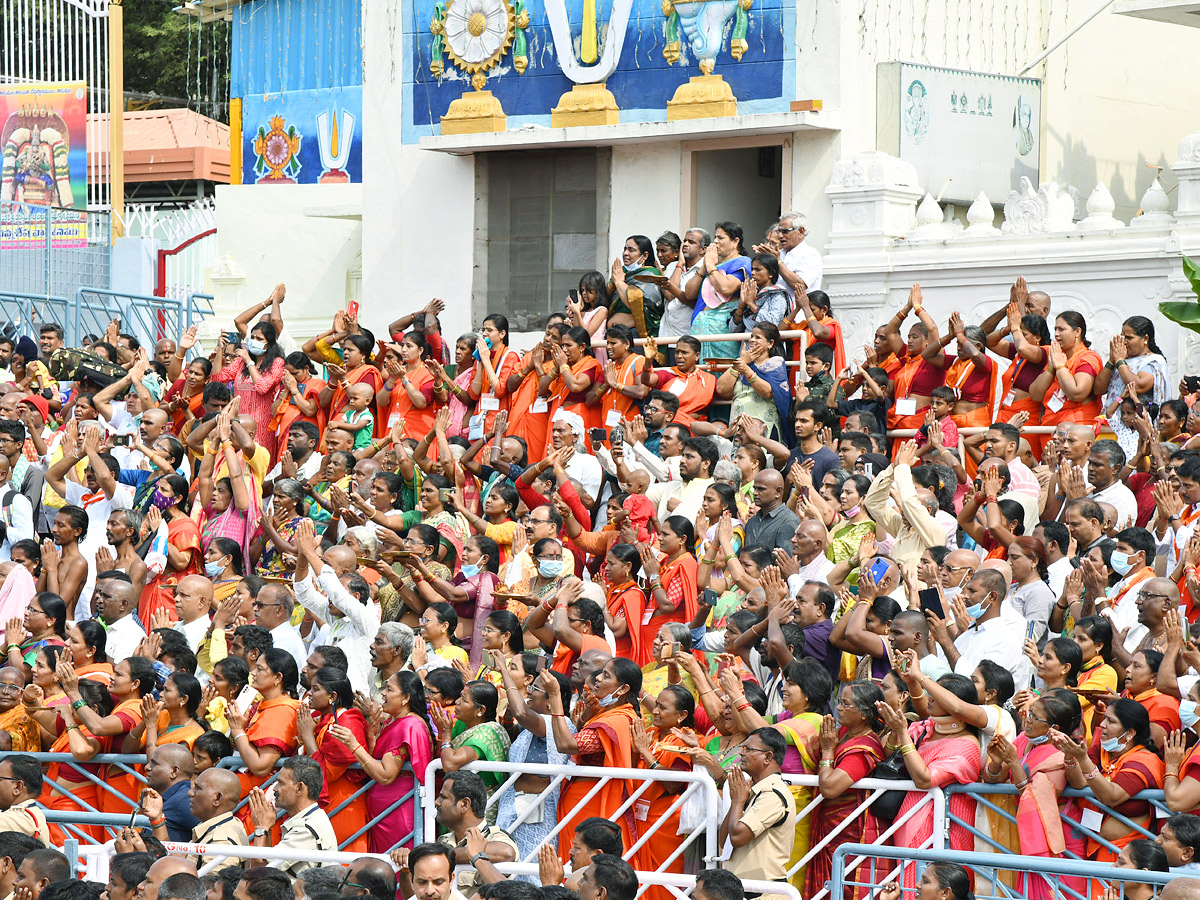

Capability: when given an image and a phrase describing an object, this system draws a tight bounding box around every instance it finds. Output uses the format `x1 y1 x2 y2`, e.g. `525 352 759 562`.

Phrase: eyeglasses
251 601 284 610
742 745 772 756
0 684 20 694
567 617 586 625
528 686 548 697
777 227 797 234
1027 713 1051 726
1140 592 1175 603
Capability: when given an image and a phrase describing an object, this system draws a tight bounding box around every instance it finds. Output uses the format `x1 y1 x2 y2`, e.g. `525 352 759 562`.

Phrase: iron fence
0 201 111 299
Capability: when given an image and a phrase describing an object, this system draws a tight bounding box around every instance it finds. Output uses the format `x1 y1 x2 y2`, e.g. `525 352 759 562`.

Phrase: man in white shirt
292 519 380 696
0 454 33 563
784 520 835 593
944 569 1033 692
172 575 214 656
1103 528 1159 652
1087 441 1138 531
1035 521 1075 599
264 422 324 494
774 211 823 298
1155 456 1200 574
252 584 308 674
93 575 146 663
548 412 603 503
646 437 716 522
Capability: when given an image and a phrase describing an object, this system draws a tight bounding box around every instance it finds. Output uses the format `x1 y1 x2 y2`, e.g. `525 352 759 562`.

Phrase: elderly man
252 583 307 673
370 623 416 698
501 505 575 588
187 768 248 872
782 520 834 589
93 574 147 662
773 211 823 297
863 441 945 569
293 520 379 694
547 411 603 502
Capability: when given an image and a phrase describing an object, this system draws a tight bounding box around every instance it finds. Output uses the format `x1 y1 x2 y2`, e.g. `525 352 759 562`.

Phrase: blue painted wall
404 0 793 139
231 0 363 97
242 86 364 184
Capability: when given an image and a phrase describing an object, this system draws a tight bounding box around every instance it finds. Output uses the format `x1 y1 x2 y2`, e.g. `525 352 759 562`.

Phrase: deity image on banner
0 106 74 208
252 116 303 184
544 0 635 83
317 108 355 184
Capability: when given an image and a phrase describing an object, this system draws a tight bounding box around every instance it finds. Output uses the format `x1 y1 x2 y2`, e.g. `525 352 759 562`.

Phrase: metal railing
829 843 1174 900
0 201 111 299
74 287 215 350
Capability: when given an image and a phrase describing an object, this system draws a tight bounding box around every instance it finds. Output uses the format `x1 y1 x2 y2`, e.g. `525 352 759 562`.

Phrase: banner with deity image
242 86 362 185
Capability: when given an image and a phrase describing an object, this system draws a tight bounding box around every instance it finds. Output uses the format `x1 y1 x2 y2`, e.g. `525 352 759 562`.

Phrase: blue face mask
244 338 267 357
964 593 992 621
205 560 224 578
538 559 564 578
1181 700 1200 729
1101 735 1126 753
597 690 622 708
461 563 480 578
1110 551 1134 577
1026 734 1050 746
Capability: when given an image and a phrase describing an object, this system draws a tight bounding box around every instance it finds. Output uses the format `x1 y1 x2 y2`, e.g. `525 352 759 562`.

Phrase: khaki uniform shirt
726 772 797 883
191 812 248 872
270 804 339 875
0 800 49 846
440 824 518 898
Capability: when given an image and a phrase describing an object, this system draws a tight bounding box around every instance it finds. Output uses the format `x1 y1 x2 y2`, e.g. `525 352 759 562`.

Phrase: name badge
480 395 500 412
468 414 486 441
634 801 650 821
606 410 622 427
1081 807 1104 834
895 398 917 416
1002 390 1016 407
668 379 686 397
531 398 548 413
642 607 655 625
1046 392 1065 412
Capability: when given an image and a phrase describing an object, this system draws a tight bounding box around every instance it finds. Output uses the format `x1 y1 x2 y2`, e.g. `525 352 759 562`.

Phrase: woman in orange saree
604 545 650 666
128 673 208 761
1052 697 1163 900
930 314 1000 477
639 518 698 629
547 659 641 865
165 357 210 434
300 667 370 852
468 315 524 436
506 326 564 467
993 305 1051 454
323 334 387 440
139 475 202 625
379 335 439 442
543 327 603 456
807 683 887 900
792 288 847 390
38 678 116 844
985 692 1085 900
1033 312 1104 430
639 336 717 428
884 286 944 432
597 325 647 435
67 621 114 687
229 649 303 810
269 353 327 451
631 686 696 900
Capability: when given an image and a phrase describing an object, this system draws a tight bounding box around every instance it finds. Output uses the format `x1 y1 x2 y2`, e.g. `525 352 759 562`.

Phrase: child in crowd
338 383 376 450
915 386 959 457
801 342 836 403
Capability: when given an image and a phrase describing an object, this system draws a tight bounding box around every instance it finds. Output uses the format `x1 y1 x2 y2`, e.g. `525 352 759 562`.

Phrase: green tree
122 0 229 122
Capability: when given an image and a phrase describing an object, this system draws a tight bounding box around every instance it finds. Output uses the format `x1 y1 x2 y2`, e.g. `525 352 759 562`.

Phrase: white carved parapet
965 192 999 234
1173 131 1200 227
1077 183 1125 232
825 151 924 248
906 193 962 241
1130 178 1175 228
1001 177 1076 233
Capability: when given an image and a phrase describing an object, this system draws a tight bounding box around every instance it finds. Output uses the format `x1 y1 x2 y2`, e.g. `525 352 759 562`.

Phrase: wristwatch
471 852 491 865
251 827 270 839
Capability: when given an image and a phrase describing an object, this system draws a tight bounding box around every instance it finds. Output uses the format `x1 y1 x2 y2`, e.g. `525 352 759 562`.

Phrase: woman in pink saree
429 336 479 441
983 689 1085 900
877 672 981 889
329 670 434 852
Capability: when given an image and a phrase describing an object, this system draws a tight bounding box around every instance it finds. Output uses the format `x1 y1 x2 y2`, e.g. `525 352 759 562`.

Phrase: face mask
1101 735 1126 754
461 563 480 578
205 560 225 578
244 338 266 357
1026 734 1050 746
942 586 962 603
1110 551 1135 577
964 599 987 621
538 559 564 578
843 505 862 519
150 488 175 510
1182 700 1200 729
597 689 623 708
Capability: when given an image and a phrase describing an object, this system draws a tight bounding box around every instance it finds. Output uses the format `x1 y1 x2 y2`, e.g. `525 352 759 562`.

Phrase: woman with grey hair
252 477 306 577
343 525 379 561
712 458 742 490
637 621 696 717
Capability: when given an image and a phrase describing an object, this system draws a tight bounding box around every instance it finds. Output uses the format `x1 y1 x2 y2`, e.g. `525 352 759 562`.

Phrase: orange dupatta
662 367 717 426
76 662 114 686
558 703 640 859
386 363 438 440
608 582 649 665
1043 346 1103 425
657 553 699 625
329 365 387 438
508 351 551 465
945 356 1001 424
795 316 847 375
600 354 644 427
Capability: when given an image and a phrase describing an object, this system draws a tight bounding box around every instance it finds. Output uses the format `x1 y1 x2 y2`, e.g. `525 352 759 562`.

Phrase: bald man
94 576 147 662
173 575 215 655
1129 577 1181 666
786 519 834 589
322 545 357 577
1045 424 1097 520
139 857 196 900
1161 878 1200 900
864 442 946 569
187 768 248 872
942 549 981 594
143 744 200 841
746 469 802 555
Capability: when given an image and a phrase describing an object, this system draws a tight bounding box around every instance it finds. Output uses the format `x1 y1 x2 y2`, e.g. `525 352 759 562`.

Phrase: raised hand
1048 341 1068 370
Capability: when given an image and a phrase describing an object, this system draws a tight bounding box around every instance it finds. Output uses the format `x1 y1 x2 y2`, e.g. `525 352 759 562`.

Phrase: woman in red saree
379 334 439 441
792 288 846 389
299 667 369 852
164 357 211 433
604 544 649 666
139 474 202 625
229 648 302 810
1033 311 1104 429
269 353 326 450
985 691 1085 900
884 286 944 431
631 686 696 900
877 672 981 889
929 314 1000 436
546 659 641 864
330 670 434 852
543 327 603 455
807 682 887 900
1051 697 1164 899
639 517 698 629
323 333 386 440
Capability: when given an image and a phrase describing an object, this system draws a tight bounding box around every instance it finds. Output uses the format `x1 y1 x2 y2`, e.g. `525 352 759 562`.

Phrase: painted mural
242 87 363 185
404 0 793 138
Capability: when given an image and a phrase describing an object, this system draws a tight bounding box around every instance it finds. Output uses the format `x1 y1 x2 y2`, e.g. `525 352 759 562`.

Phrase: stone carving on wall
1001 177 1076 234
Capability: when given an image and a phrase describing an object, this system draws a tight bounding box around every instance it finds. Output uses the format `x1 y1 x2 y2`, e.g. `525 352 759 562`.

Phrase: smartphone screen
868 558 890 585
1025 620 1038 643
918 588 944 620
589 427 607 444
701 588 719 607
569 289 580 303
347 300 360 320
